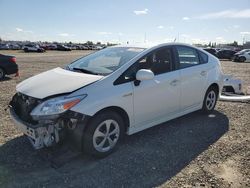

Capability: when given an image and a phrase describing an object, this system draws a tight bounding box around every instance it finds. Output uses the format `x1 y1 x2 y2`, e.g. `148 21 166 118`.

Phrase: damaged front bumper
9 105 89 151
9 106 62 149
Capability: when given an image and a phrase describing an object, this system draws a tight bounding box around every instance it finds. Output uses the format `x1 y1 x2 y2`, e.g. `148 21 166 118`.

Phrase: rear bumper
5 65 18 75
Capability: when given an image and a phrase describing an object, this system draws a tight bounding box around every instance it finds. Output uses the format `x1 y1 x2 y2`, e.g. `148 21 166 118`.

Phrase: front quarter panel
70 78 134 125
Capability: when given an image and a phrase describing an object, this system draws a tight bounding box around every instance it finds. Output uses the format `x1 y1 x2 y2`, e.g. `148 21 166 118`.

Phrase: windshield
68 47 145 75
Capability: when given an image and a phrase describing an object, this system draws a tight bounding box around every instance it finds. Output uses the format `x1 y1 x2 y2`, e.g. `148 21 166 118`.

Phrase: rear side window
176 46 199 68
198 50 208 64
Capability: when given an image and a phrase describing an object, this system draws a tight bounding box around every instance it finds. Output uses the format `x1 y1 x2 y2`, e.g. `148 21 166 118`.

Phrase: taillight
10 57 16 63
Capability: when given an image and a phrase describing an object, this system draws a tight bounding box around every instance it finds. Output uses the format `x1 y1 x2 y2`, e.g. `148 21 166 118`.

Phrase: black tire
239 56 246 62
202 86 218 113
0 67 5 80
82 111 125 158
24 48 28 52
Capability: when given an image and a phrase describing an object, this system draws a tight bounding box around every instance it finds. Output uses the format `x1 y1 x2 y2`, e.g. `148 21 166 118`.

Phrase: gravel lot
0 50 249 188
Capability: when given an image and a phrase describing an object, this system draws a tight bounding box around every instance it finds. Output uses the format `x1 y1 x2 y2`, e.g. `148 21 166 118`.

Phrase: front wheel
202 87 218 113
82 111 125 158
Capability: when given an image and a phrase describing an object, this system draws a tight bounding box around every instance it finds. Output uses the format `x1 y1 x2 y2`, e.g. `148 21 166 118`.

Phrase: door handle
200 71 207 76
170 79 179 86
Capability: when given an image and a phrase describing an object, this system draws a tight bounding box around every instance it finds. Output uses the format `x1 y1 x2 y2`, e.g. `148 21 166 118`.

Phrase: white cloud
134 8 148 15
198 9 250 19
16 28 23 32
233 25 240 29
16 27 33 33
97 32 112 35
169 26 174 30
157 25 164 29
182 17 190 21
58 33 70 37
240 31 250 35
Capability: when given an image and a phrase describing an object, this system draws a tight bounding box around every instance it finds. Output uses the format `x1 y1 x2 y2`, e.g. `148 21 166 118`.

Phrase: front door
132 47 181 127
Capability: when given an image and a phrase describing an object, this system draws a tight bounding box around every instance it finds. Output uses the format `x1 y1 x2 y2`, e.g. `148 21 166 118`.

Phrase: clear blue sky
0 0 250 44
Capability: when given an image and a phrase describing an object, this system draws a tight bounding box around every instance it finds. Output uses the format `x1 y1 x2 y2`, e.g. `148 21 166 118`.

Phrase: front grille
10 93 42 124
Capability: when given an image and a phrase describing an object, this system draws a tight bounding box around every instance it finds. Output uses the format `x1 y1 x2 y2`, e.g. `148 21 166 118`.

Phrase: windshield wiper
72 67 100 75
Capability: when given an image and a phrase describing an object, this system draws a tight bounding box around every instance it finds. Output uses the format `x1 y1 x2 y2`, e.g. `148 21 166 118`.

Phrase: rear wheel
202 86 218 113
83 111 125 158
239 56 246 62
0 68 5 80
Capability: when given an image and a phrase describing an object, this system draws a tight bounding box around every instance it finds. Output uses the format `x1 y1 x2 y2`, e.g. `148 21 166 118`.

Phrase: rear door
175 46 209 111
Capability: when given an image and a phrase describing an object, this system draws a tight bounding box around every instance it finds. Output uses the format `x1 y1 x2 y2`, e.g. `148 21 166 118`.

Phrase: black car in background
203 48 218 57
216 49 237 60
57 44 71 51
0 54 18 79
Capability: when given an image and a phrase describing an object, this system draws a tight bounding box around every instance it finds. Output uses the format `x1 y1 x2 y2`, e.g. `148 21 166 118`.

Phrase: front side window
114 47 173 85
137 48 173 75
176 46 200 68
68 47 145 75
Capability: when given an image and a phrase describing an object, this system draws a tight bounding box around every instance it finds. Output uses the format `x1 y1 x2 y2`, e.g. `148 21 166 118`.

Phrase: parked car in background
232 49 250 62
9 43 223 157
0 54 18 79
57 44 71 51
22 44 45 53
0 44 10 50
203 48 218 57
76 45 89 50
9 44 21 50
46 44 57 50
216 49 236 60
92 46 103 50
223 75 243 94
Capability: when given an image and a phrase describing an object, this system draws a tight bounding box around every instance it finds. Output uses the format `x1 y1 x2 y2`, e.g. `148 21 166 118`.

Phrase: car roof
110 42 198 50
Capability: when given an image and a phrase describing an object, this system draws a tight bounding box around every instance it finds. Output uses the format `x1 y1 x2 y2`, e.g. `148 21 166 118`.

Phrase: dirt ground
0 50 249 188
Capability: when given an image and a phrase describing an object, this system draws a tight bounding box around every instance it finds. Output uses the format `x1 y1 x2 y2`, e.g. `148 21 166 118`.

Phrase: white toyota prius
9 43 223 157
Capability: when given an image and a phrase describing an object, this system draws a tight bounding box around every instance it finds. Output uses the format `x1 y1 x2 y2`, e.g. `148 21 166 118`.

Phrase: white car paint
16 67 103 99
69 43 223 134
12 43 223 143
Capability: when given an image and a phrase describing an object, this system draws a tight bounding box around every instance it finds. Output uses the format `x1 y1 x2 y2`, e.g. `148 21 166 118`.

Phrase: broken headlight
30 94 87 120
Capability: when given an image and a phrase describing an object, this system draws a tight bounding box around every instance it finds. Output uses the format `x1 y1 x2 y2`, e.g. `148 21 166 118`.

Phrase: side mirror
136 69 154 81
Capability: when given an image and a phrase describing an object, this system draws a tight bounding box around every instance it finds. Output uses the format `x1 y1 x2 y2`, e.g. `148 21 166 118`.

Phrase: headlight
30 94 87 120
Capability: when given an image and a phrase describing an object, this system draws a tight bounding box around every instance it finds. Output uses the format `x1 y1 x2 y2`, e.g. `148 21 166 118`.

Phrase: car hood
16 67 103 99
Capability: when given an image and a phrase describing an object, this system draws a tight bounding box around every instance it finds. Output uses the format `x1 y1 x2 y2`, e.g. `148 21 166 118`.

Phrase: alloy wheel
206 90 216 110
93 119 120 152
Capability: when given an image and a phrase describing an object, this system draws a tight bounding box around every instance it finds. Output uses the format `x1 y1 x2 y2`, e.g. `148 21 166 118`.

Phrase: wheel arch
92 106 130 132
207 83 219 95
